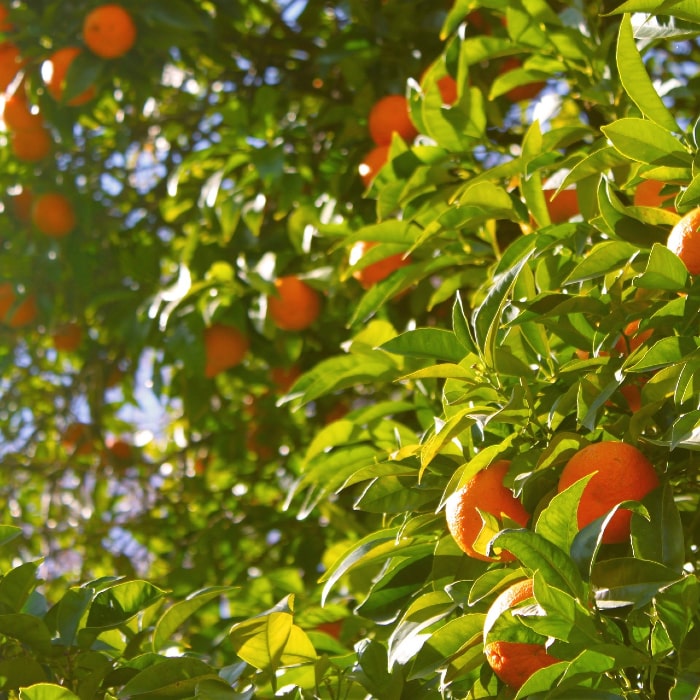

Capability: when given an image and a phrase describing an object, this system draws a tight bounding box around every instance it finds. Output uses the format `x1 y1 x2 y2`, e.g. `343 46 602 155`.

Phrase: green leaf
380 328 466 362
616 14 680 133
634 242 689 290
535 475 593 554
0 657 47 691
0 614 52 654
118 658 220 698
229 612 317 671
452 291 477 353
19 685 80 700
409 614 485 682
0 561 39 613
631 483 685 571
388 590 457 669
472 251 534 365
0 525 22 548
141 0 209 31
601 119 691 168
627 336 700 371
153 587 237 652
491 529 585 599
607 1 700 22
592 558 683 610
86 580 167 629
354 475 441 514
319 527 400 604
654 576 699 649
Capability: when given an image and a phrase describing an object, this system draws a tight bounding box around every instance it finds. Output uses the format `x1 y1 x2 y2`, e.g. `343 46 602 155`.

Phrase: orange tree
0 1 699 698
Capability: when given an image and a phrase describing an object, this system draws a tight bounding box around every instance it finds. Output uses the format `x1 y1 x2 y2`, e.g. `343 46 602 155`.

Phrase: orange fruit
43 47 96 105
204 323 249 378
0 282 37 328
2 91 43 131
10 126 52 162
436 74 458 105
544 188 578 223
349 240 410 289
10 187 33 223
483 579 560 689
52 322 82 352
367 94 418 146
83 4 137 59
0 43 23 91
270 364 302 393
316 620 343 639
557 441 659 543
62 422 94 456
31 192 77 237
501 57 546 102
633 179 675 211
614 319 653 355
268 275 321 331
445 459 530 562
667 207 700 275
105 436 132 461
245 423 276 460
324 401 349 424
619 383 642 413
359 144 390 188
421 68 458 106
10 294 38 327
0 5 13 32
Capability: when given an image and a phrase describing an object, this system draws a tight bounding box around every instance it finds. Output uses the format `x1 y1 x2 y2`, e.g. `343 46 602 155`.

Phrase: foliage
0 0 699 698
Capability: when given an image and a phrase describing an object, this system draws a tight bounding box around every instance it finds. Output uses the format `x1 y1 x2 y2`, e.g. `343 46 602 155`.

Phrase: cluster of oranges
444 440 660 688
61 420 135 467
203 274 322 380
0 4 136 338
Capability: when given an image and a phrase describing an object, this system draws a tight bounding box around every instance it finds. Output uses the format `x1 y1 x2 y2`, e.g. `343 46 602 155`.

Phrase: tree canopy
0 1 699 698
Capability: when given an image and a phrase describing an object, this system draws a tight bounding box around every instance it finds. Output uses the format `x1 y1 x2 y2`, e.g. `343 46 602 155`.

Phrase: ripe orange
268 275 321 331
445 460 530 562
43 47 96 105
500 57 546 102
667 207 700 275
52 322 82 352
0 5 13 32
10 126 52 162
324 401 349 424
359 144 390 188
436 75 458 105
367 94 418 146
204 323 249 378
349 240 410 289
83 4 137 59
105 436 132 461
0 43 23 91
483 579 560 689
557 441 659 543
10 187 33 223
614 319 653 355
421 68 458 106
31 192 77 237
62 422 94 456
316 620 343 639
270 364 302 393
544 188 579 223
2 91 43 131
0 282 37 328
633 179 675 211
619 383 642 413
